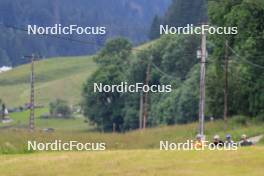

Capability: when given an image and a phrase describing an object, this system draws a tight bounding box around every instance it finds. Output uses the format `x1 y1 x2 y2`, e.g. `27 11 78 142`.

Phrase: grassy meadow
0 148 264 176
0 56 97 106
0 104 263 176
0 108 89 131
1 114 264 154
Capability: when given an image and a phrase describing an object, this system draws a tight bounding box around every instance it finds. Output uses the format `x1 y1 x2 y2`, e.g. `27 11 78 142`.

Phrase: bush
232 115 249 126
256 114 264 122
49 99 72 119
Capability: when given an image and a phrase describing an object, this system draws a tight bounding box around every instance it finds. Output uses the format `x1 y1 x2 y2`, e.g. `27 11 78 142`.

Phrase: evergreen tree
149 15 162 40
149 0 208 39
0 48 11 66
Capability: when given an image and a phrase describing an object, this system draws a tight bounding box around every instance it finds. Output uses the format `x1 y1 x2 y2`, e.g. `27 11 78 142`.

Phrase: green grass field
0 148 263 176
0 110 263 175
1 117 263 154
0 108 90 132
0 56 97 106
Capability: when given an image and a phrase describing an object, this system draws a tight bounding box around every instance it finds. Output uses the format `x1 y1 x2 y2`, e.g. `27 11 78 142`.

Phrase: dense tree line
82 35 201 132
207 0 264 118
149 0 208 39
82 0 264 132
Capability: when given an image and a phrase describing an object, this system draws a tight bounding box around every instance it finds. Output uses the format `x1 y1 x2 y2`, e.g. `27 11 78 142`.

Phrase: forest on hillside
83 0 264 132
0 0 170 66
0 0 263 132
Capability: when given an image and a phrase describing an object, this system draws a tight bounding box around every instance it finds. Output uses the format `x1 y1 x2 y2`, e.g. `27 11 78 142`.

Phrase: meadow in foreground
0 147 263 176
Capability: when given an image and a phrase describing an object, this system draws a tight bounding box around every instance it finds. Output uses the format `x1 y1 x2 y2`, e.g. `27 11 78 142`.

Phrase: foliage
143 35 200 125
149 15 162 40
0 48 11 66
232 115 249 126
49 99 72 119
149 0 208 39
82 38 132 132
163 0 208 26
0 0 170 66
207 0 264 117
82 35 201 131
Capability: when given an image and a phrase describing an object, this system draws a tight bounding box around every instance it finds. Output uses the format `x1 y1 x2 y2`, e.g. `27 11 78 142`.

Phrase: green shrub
49 99 72 119
232 115 249 126
256 114 264 122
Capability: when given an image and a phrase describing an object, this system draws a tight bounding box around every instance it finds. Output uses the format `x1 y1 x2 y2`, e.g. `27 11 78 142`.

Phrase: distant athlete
213 135 224 147
240 134 253 147
225 134 234 145
194 134 204 149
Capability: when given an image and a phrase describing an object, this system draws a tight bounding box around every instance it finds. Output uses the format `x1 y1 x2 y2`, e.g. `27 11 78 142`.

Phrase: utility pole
143 57 152 129
139 90 143 129
198 30 207 137
29 54 35 131
224 40 229 130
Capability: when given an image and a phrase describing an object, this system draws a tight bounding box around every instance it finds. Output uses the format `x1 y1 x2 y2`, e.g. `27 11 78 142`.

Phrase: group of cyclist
195 133 253 148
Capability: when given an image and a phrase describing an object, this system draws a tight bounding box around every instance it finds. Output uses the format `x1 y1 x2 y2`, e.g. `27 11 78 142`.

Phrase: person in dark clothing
240 134 253 147
1 104 5 120
213 135 224 147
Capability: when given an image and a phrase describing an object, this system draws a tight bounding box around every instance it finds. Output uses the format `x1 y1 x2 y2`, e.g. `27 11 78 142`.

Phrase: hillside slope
0 38 157 108
0 56 97 107
0 0 171 66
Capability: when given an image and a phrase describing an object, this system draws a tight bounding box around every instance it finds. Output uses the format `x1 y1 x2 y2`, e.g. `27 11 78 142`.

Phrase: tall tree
82 38 132 132
149 0 208 39
164 0 208 26
208 0 264 117
149 15 162 39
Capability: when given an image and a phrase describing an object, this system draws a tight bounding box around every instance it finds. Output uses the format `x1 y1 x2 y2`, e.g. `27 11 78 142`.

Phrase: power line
0 23 151 53
152 63 175 79
0 23 204 55
4 22 262 83
208 57 263 85
0 23 105 47
227 44 264 69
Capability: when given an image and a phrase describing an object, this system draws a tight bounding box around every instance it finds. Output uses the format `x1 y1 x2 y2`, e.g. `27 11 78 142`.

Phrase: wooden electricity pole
143 58 152 129
224 40 229 130
29 54 35 131
198 31 207 137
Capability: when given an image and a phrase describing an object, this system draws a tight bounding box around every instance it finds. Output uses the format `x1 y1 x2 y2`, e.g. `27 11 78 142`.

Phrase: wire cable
227 44 264 69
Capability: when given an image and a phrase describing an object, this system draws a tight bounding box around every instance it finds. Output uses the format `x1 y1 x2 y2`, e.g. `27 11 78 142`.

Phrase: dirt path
248 135 263 144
